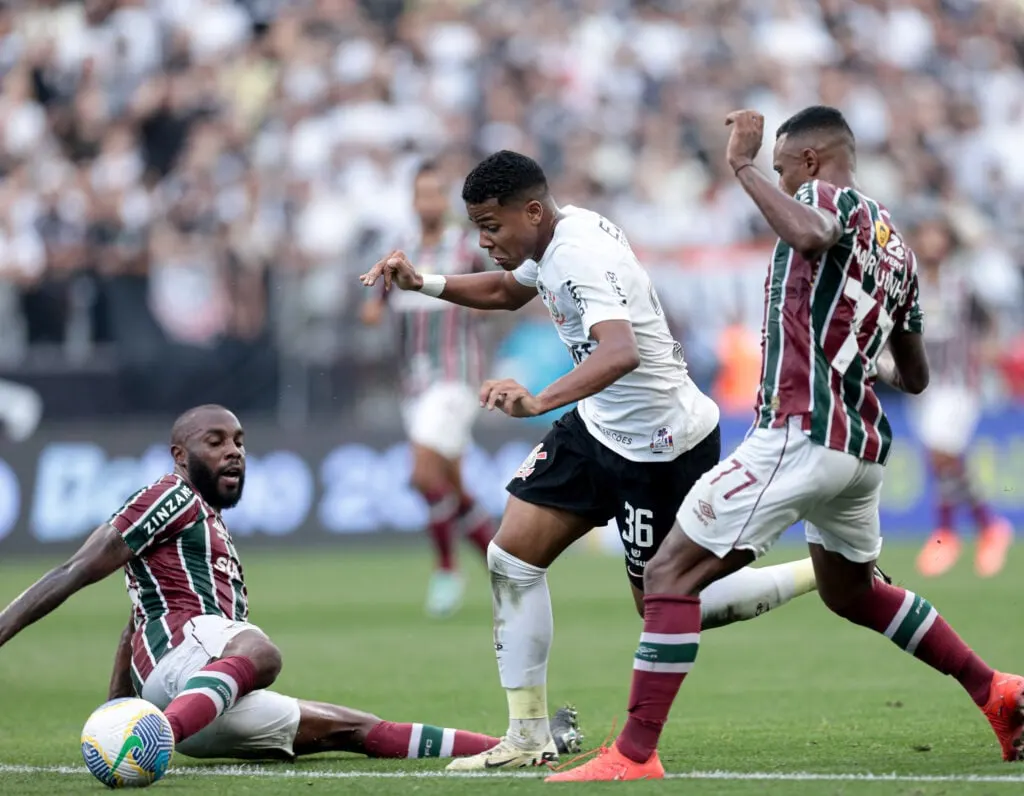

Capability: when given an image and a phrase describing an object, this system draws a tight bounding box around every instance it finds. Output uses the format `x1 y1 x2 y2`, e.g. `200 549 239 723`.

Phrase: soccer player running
361 161 496 617
547 107 1024 783
360 151 823 771
907 216 1012 578
0 405 580 763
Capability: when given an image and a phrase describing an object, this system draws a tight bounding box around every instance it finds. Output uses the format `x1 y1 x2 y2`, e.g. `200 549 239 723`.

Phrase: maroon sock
457 495 495 558
363 721 500 758
617 595 701 764
164 656 258 743
937 501 955 530
424 488 460 571
837 580 994 706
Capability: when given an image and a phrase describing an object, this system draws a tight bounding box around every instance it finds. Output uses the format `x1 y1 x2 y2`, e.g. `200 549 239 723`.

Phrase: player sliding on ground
546 106 1024 783
360 151 832 771
0 405 581 764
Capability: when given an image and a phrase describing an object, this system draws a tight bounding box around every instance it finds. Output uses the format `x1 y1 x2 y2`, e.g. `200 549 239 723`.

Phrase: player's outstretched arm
108 612 136 700
0 524 132 649
535 320 640 410
359 251 535 311
725 110 842 259
480 321 640 418
875 329 929 394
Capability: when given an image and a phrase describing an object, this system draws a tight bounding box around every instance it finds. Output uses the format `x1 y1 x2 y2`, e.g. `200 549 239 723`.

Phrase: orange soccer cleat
975 519 1013 578
916 528 961 577
982 672 1024 761
544 743 664 782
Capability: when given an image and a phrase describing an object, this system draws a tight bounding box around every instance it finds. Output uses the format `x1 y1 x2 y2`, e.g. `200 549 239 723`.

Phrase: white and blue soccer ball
81 698 174 789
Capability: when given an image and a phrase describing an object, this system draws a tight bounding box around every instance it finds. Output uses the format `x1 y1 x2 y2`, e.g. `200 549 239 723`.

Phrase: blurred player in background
0 378 42 442
908 216 1012 578
0 405 580 763
549 107 1024 782
361 162 496 618
362 150 822 771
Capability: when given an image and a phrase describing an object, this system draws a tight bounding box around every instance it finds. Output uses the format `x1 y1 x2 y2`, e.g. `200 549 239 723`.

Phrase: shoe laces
546 717 618 772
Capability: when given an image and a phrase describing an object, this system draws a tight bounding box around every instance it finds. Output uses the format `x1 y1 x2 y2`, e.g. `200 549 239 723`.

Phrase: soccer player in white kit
360 150 823 771
362 162 496 617
907 217 1012 578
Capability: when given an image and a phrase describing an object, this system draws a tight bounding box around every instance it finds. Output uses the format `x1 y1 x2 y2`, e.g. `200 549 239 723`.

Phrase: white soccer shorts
680 417 885 563
401 381 479 459
907 385 980 456
140 615 301 760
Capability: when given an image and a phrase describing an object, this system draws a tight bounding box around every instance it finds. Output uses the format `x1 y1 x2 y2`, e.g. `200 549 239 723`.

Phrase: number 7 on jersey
708 458 758 500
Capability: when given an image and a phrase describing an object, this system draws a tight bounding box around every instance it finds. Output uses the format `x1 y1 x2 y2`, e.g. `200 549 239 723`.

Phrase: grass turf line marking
3 764 1024 783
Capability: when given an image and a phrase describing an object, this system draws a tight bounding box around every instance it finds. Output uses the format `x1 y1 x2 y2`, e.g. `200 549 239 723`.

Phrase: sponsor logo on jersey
595 424 633 447
514 444 548 479
650 426 674 454
604 271 627 306
213 555 243 581
567 281 587 316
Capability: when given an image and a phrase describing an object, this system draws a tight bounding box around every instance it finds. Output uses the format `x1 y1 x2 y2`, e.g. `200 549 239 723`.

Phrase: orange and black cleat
982 672 1024 761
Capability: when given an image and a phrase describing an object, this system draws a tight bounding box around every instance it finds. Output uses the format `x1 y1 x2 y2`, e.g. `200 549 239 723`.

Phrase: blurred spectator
0 0 1016 420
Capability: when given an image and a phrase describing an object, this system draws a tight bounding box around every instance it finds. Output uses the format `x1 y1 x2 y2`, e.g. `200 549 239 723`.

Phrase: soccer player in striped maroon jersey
362 161 495 619
549 106 1024 783
907 217 1013 578
0 405 580 763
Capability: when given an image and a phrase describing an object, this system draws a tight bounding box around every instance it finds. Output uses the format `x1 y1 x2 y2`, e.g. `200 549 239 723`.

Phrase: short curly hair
777 105 854 145
461 150 548 206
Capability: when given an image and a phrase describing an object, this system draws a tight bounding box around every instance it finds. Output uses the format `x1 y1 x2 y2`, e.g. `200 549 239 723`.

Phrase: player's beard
186 456 245 510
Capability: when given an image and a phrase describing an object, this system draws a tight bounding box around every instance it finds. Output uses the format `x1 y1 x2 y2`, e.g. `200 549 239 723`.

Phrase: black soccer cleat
550 704 583 755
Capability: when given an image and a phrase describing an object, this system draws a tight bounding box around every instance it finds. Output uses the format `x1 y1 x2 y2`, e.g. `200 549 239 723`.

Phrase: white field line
1 764 1024 783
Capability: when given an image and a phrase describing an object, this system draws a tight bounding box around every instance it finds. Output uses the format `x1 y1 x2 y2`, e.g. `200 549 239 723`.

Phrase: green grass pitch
1 541 1023 794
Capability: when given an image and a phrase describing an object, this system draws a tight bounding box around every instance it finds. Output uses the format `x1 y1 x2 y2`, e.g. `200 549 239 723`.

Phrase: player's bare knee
223 632 283 688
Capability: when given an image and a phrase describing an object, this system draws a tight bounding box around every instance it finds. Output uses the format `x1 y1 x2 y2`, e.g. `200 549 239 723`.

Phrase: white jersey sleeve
512 260 539 288
543 245 631 337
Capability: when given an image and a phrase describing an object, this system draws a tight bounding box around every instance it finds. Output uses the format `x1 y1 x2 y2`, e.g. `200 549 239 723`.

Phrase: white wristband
419 274 446 298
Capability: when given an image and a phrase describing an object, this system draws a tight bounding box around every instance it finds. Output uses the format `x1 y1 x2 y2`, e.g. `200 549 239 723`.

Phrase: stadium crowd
0 0 1021 417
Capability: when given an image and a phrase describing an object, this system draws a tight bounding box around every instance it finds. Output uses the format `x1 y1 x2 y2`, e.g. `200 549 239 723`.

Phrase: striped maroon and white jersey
918 261 979 390
755 181 924 465
383 225 487 396
109 474 248 691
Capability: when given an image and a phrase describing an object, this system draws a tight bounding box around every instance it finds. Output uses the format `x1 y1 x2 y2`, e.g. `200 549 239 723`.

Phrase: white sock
487 542 553 750
700 558 816 630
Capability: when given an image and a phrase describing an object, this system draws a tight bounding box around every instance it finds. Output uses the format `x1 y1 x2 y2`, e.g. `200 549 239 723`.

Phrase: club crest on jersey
874 220 891 249
650 426 674 454
537 281 566 326
515 444 548 479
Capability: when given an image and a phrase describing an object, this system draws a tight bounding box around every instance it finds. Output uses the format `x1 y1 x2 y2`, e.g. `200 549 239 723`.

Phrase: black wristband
733 162 755 177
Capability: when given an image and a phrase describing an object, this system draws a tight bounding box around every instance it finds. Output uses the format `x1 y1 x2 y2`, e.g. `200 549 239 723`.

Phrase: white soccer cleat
425 570 465 618
445 737 559 771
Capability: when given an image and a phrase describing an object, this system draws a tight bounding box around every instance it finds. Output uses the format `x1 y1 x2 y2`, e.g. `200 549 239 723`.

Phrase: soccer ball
80 698 174 788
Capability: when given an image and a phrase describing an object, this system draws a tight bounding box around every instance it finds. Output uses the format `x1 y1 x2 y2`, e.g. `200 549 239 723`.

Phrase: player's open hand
359 250 423 292
725 110 765 173
479 378 543 418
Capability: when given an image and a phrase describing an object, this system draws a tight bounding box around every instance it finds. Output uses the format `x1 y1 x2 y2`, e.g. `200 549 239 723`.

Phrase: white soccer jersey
513 205 719 462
